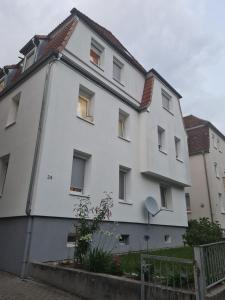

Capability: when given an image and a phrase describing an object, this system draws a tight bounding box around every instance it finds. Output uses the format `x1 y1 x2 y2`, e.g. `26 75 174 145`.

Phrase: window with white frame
219 193 225 213
158 126 166 152
70 152 90 194
119 166 130 201
23 49 36 71
0 78 5 92
160 185 172 209
118 110 129 139
6 93 21 127
164 235 172 244
90 39 104 67
162 90 172 112
214 162 220 178
0 154 9 196
185 193 191 212
77 86 94 122
217 138 222 153
174 136 181 159
212 134 217 149
113 57 123 83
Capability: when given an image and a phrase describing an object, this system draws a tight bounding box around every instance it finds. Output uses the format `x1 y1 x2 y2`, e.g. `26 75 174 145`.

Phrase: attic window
113 57 123 83
23 49 36 71
90 39 104 67
162 90 172 112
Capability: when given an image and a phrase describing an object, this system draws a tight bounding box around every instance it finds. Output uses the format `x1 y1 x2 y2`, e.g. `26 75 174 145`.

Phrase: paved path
0 271 82 300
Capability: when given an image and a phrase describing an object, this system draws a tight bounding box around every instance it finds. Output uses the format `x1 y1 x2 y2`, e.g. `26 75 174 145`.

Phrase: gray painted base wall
0 216 186 275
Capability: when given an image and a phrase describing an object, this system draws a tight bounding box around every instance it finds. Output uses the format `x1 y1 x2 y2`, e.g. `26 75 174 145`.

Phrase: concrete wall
0 217 28 275
27 217 186 264
30 262 196 300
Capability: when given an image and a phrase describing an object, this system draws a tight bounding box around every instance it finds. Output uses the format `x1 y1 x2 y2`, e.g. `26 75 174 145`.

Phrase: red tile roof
140 76 154 109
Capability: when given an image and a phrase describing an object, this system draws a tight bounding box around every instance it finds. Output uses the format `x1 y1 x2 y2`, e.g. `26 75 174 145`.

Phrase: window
185 193 191 212
219 193 225 213
118 110 129 139
119 166 130 201
119 234 129 245
214 162 220 178
113 57 123 82
175 136 181 159
164 235 172 244
0 154 9 196
67 233 76 248
217 138 222 153
160 185 172 209
70 155 86 193
0 78 5 92
23 49 36 71
162 90 172 112
158 126 166 152
90 39 104 67
77 86 94 122
212 134 217 149
6 93 21 127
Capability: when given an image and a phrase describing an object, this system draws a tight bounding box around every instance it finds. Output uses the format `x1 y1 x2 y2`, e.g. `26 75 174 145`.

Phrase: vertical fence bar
141 255 145 300
194 246 206 300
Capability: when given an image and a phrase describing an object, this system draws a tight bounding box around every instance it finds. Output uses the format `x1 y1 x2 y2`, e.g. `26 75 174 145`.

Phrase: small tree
74 192 113 263
183 218 223 246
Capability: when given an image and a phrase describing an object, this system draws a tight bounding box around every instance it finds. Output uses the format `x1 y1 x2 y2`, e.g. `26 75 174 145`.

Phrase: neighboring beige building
184 115 225 230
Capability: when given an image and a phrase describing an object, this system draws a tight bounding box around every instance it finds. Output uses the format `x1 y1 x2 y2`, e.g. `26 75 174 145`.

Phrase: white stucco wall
140 78 190 186
64 20 145 106
0 67 48 217
31 61 188 227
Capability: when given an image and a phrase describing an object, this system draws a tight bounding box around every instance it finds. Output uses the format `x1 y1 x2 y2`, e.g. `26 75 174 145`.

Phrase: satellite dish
145 197 161 217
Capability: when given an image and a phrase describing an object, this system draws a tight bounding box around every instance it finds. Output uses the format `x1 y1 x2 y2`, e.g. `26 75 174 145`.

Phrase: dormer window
23 49 36 71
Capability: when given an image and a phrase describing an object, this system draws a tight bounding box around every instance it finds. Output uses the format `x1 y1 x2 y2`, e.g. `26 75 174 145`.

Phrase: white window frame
214 162 220 179
113 57 123 83
162 90 172 112
0 154 10 196
219 193 225 214
90 39 104 68
23 48 37 72
185 193 191 212
175 136 181 160
160 184 172 209
119 166 130 202
158 126 166 153
77 86 94 123
118 110 129 140
5 92 21 128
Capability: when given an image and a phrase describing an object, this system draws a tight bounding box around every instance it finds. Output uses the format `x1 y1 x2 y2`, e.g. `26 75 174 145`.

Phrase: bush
183 218 223 246
84 248 122 275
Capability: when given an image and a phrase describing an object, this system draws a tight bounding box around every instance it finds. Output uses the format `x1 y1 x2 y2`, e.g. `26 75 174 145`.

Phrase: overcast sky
1 0 225 133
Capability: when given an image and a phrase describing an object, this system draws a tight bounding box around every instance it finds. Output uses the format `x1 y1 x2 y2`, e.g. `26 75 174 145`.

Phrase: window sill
113 77 125 87
176 157 184 163
77 115 95 125
161 207 173 212
162 106 174 116
118 200 133 206
5 121 16 129
158 149 167 155
118 136 131 143
90 60 104 72
69 191 90 198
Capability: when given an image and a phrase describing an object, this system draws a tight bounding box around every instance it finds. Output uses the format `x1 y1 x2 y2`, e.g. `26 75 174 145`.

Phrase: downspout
202 151 214 222
20 52 62 278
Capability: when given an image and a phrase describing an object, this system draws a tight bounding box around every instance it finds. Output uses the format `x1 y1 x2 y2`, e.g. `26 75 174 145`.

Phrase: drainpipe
202 151 214 222
20 53 62 278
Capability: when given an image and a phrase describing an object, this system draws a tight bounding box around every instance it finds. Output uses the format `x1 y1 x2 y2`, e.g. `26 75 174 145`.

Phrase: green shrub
183 218 223 246
84 248 122 275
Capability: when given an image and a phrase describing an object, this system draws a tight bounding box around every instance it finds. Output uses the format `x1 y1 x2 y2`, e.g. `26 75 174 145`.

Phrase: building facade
0 8 190 276
184 115 225 229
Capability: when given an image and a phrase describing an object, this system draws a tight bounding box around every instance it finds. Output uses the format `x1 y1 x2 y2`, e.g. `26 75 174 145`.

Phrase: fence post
140 255 145 300
194 246 206 300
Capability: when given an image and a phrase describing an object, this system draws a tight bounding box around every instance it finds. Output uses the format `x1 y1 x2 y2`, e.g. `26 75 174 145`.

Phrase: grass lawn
119 246 193 274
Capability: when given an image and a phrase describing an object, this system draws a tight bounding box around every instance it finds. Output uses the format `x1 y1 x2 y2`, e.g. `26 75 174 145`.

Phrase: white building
184 115 225 229
0 8 190 276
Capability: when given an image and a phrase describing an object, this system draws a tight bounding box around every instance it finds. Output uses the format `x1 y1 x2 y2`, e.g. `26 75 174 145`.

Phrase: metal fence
194 241 225 298
140 254 196 300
